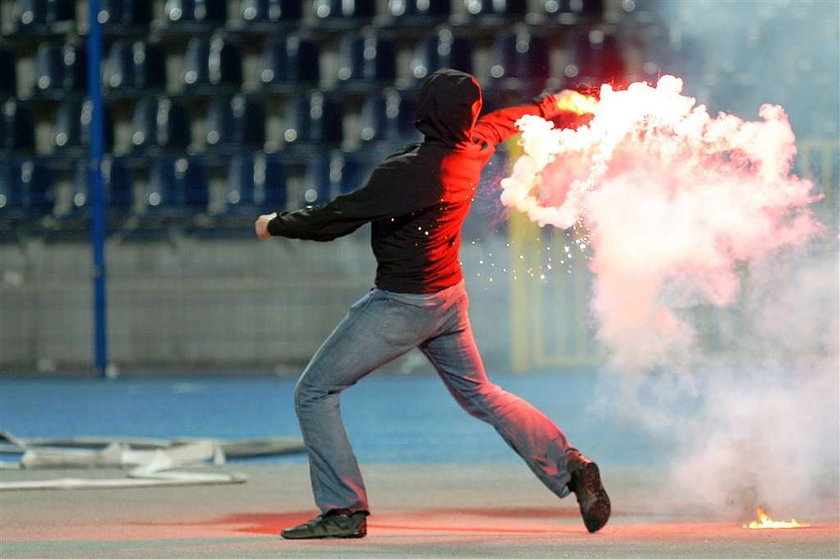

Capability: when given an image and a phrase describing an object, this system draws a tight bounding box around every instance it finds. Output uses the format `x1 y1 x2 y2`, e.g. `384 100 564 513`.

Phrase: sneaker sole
282 531 366 540
579 461 611 533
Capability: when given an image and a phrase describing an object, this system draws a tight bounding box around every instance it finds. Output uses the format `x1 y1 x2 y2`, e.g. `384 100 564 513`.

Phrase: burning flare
502 75 822 370
743 507 810 529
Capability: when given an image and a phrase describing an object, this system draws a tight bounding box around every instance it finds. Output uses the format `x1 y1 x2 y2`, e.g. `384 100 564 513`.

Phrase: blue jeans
294 281 578 513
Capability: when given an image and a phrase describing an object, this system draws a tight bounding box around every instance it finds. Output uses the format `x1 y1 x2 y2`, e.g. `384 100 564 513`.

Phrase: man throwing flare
255 69 610 539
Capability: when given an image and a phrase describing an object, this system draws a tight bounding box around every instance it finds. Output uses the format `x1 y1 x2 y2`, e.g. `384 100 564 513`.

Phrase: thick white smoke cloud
501 76 837 517
502 77 822 369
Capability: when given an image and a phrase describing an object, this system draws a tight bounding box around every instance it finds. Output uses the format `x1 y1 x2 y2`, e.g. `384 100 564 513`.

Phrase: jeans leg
419 296 579 499
295 290 430 513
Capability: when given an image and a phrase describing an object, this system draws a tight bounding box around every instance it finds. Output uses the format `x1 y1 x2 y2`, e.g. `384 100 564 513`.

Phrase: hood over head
415 69 483 146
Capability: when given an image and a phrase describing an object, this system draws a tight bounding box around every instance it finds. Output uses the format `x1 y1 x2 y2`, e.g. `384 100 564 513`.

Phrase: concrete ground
1 464 838 558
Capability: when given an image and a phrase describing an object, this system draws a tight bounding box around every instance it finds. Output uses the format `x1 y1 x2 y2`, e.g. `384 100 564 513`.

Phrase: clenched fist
255 213 277 240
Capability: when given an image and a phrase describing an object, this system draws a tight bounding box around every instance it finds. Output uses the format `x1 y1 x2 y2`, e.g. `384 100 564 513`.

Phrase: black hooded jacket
267 69 568 293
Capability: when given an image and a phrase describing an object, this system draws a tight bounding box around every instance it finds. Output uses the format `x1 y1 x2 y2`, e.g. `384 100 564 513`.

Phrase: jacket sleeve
267 156 443 242
471 95 570 147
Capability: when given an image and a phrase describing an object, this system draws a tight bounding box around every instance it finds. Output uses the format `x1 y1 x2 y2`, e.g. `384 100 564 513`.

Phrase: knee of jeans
294 378 325 414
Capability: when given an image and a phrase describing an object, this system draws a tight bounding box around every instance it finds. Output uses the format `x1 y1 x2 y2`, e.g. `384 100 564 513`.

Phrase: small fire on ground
743 507 810 529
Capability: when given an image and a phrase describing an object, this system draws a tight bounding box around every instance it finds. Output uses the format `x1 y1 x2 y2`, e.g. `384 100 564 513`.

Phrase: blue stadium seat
566 30 625 87
258 35 320 90
12 0 75 32
543 0 603 23
0 46 17 98
0 99 35 155
388 0 450 25
98 0 152 26
205 95 266 150
145 156 209 213
488 28 550 86
312 0 375 28
284 92 343 147
53 100 114 154
0 159 53 219
33 42 87 98
225 153 286 213
69 157 134 217
359 90 419 145
462 0 525 23
181 35 243 94
336 32 397 90
163 0 227 28
104 158 135 213
240 0 302 25
103 41 166 95
410 28 473 80
302 151 371 206
130 97 191 153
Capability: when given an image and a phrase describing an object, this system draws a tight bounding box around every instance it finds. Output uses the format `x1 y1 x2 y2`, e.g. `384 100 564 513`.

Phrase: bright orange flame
554 90 599 115
743 507 810 529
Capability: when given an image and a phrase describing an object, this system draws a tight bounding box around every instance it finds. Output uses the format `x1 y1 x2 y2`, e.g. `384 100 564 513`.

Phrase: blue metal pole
87 0 108 377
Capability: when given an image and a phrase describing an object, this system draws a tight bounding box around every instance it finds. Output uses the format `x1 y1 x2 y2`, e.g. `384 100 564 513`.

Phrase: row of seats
0 90 421 155
0 28 625 98
0 152 379 219
6 0 605 34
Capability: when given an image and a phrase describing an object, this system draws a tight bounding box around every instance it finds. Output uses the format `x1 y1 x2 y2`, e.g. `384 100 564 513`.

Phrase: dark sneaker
567 454 611 533
281 510 369 539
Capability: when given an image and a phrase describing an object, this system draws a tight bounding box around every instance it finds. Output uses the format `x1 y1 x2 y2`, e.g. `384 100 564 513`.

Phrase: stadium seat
98 0 152 26
103 41 167 95
181 35 243 94
462 0 526 23
312 0 375 28
12 0 75 32
103 158 134 213
33 42 87 98
145 156 209 212
205 95 266 150
130 97 192 153
302 151 371 206
358 90 419 145
0 159 53 219
0 46 17 98
388 0 450 25
0 99 35 155
225 152 286 213
410 28 473 80
283 92 343 147
258 35 320 90
240 0 302 25
565 30 625 87
488 28 550 86
53 100 114 154
163 0 227 28
336 32 397 90
67 157 134 217
543 0 603 23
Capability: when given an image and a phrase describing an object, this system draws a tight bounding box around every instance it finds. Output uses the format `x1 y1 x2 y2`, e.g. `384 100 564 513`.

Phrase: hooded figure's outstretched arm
472 94 586 147
266 155 444 242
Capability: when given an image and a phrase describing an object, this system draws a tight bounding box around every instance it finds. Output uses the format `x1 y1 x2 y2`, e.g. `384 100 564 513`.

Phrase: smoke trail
501 76 837 516
502 76 823 370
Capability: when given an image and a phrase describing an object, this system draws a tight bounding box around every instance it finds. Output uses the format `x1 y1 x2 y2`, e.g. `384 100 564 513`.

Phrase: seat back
336 32 397 87
241 0 302 24
410 29 473 80
258 36 320 87
130 97 191 152
284 92 343 146
205 95 267 149
182 35 243 91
